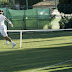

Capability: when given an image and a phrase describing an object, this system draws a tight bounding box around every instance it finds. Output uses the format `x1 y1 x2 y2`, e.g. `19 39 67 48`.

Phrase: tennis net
6 29 72 48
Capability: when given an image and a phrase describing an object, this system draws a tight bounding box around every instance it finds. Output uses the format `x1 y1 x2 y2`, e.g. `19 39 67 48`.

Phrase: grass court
0 31 72 72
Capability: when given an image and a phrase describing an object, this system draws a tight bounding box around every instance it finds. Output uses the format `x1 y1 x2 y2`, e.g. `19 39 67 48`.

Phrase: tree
9 0 15 5
18 0 42 6
59 0 72 4
1 0 9 5
0 0 15 7
58 0 72 14
18 0 42 9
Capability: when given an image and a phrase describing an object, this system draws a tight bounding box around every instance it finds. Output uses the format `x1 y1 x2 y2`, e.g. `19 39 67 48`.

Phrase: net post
20 31 22 48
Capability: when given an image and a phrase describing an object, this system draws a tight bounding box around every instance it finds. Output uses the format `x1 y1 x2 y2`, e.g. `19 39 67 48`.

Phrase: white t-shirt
0 14 6 25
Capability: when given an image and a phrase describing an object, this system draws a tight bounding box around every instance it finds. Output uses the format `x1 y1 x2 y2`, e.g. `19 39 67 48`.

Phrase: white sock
11 41 15 45
6 40 8 43
6 40 9 44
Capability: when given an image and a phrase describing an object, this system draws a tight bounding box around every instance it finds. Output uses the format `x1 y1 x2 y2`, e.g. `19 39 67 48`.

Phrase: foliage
18 0 42 9
58 0 72 14
1 0 9 5
18 0 42 5
57 4 72 14
59 16 72 29
59 0 72 4
0 0 15 8
0 0 43 9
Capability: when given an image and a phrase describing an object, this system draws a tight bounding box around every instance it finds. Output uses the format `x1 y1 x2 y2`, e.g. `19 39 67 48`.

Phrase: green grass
0 31 72 72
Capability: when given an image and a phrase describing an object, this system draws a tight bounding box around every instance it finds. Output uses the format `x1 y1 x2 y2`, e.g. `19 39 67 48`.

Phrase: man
0 10 16 48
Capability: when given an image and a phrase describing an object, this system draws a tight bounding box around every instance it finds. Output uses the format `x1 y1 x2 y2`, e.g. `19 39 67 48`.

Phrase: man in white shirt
0 10 16 48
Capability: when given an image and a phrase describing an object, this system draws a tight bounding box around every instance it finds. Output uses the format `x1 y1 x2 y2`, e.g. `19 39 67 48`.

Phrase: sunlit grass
0 31 72 72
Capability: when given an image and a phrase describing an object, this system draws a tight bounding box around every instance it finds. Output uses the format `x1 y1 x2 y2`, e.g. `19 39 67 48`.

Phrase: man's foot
12 43 16 48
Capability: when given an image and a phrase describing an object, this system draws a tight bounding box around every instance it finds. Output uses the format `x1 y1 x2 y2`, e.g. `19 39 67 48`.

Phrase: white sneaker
12 43 16 48
6 41 9 45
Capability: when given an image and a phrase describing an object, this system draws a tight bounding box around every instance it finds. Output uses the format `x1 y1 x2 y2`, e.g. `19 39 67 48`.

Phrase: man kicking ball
0 10 16 48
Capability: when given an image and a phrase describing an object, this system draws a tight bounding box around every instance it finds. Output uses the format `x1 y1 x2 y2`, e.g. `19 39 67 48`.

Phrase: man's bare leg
5 36 16 48
5 36 11 42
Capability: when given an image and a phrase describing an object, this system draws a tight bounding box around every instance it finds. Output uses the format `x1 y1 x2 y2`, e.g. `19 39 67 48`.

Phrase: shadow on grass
22 31 72 39
0 31 72 40
0 45 72 72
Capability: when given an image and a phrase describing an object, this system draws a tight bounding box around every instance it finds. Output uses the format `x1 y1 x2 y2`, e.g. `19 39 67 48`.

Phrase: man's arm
5 18 13 27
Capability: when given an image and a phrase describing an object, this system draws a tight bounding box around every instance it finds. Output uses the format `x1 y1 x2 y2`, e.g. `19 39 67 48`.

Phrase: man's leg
6 40 9 45
1 25 16 48
5 36 11 42
5 36 16 48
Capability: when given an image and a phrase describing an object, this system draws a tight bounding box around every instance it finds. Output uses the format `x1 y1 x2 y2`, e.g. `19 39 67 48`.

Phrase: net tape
7 29 72 32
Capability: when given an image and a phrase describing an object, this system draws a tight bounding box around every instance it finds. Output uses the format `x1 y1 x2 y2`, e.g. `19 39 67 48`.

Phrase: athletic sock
6 40 8 43
11 41 15 45
6 40 9 45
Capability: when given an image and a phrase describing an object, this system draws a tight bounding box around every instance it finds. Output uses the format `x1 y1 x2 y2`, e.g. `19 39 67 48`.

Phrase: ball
26 17 28 19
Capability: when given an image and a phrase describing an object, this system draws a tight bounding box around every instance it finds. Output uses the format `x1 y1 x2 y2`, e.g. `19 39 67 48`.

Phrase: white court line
32 59 72 72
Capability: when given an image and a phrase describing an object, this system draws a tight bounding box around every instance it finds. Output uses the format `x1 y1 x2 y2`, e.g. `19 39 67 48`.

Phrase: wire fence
0 5 72 30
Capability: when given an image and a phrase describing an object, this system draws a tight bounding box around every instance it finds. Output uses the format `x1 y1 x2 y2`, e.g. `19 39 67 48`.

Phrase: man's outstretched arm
5 18 13 27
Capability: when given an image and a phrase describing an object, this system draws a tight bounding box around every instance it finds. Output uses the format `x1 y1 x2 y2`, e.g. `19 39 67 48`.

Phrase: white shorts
0 25 8 37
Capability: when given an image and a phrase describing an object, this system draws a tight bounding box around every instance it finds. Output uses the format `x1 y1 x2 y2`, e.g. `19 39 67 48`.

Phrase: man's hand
11 24 13 27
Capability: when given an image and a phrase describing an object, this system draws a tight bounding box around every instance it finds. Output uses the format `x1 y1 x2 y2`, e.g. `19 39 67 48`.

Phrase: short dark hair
0 10 4 14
